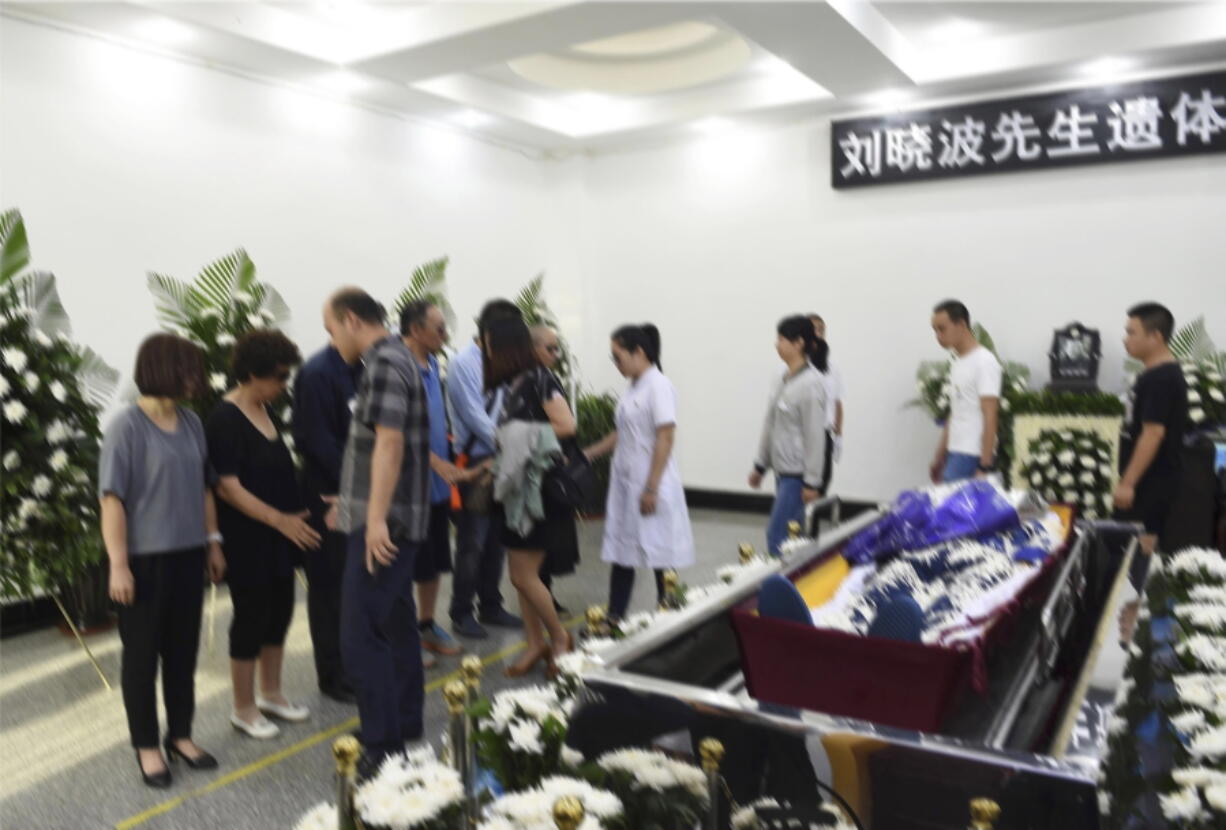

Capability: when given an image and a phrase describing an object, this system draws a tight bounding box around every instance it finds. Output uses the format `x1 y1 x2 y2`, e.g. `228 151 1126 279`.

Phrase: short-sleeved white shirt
948 346 1003 456
822 360 844 430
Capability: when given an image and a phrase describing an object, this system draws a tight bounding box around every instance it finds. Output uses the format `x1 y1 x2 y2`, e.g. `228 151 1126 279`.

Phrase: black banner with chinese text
831 71 1226 188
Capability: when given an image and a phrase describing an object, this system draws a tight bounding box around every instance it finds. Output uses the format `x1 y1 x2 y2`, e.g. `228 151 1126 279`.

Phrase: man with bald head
322 287 432 770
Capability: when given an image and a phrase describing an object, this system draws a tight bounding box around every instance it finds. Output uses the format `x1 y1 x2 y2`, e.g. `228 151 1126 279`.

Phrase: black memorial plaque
1048 322 1102 393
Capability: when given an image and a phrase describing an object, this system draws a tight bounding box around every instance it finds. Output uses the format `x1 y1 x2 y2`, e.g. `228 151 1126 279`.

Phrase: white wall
571 121 1226 500
0 18 559 382
5 18 1225 502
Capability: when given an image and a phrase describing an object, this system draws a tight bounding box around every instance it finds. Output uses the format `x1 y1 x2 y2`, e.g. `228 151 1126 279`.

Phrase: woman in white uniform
584 324 694 622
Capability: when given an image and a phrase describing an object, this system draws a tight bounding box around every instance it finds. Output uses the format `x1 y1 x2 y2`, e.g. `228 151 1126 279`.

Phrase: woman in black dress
207 330 320 740
483 317 577 676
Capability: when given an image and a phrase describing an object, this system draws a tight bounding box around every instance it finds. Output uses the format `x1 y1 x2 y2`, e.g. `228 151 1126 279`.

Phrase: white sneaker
231 711 280 739
256 697 311 722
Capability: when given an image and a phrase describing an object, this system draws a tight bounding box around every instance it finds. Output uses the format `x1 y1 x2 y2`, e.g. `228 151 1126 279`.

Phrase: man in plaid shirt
324 287 431 767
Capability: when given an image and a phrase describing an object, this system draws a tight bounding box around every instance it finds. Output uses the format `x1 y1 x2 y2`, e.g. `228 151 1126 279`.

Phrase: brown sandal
504 644 549 678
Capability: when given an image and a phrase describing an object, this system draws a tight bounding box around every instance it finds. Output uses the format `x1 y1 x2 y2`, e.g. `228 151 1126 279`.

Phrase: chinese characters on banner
831 72 1226 188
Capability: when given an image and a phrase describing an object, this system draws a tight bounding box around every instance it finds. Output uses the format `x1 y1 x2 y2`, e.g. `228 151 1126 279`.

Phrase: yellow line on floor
114 621 580 830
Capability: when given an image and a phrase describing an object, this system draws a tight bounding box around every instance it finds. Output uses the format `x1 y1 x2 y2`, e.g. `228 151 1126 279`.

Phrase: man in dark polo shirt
1115 302 1189 557
293 344 360 703
326 287 431 768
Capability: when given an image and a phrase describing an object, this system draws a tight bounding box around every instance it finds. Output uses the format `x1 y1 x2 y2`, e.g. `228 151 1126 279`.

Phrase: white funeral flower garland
595 748 708 800
478 777 622 830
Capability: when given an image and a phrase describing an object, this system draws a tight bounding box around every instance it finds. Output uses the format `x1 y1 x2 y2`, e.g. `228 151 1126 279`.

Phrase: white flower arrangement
1181 359 1226 428
595 747 708 800
478 777 621 830
354 746 464 830
730 797 856 830
293 802 339 830
1019 429 1113 519
473 685 574 792
1160 786 1207 821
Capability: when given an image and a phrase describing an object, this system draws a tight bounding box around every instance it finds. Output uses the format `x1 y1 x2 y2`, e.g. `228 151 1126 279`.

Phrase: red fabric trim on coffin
732 606 972 732
731 507 1076 734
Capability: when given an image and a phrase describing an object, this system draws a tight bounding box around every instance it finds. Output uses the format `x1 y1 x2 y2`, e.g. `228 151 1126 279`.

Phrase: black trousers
821 430 835 495
608 565 666 620
116 547 205 748
304 524 348 690
340 527 424 762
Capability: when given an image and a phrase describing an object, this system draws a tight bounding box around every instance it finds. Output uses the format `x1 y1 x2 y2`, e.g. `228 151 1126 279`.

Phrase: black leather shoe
135 750 172 788
321 683 357 704
479 608 523 628
163 738 219 770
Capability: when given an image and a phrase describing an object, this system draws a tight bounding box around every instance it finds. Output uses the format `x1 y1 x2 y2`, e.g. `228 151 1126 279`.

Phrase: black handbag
542 442 596 510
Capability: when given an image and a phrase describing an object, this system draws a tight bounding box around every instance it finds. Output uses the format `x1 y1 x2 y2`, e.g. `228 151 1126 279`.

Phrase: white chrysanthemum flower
1206 783 1226 811
202 308 222 319
209 372 227 392
46 420 70 444
216 332 236 347
4 399 28 423
1171 710 1208 735
49 449 68 472
1190 725 1226 759
1097 790 1111 817
22 371 39 392
1211 387 1226 403
1079 471 1096 485
0 373 8 397
1172 768 1226 788
3 347 28 373
1191 407 1206 423
48 380 66 402
246 313 264 328
508 719 544 754
233 291 254 305
32 475 52 497
1057 450 1075 465
1160 786 1205 821
3 450 17 471
260 308 276 322
293 801 338 830
1189 389 1203 403
561 745 585 768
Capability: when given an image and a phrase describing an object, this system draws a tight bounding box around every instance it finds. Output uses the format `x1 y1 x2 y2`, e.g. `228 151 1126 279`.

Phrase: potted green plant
576 392 616 517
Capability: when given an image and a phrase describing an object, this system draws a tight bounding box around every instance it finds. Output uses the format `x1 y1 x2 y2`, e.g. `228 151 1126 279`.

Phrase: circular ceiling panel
508 22 752 96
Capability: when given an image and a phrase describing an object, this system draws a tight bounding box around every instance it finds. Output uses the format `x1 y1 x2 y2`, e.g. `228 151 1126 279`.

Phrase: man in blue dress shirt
445 299 525 638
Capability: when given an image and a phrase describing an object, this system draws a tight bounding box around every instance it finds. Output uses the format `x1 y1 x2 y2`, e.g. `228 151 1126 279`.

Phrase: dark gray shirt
98 405 211 555
337 336 430 541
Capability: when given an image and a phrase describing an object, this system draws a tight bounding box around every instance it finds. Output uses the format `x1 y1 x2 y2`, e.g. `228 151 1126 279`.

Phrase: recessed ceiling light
456 110 491 130
692 117 733 135
926 17 988 44
1080 56 1135 81
864 88 912 110
131 17 197 47
315 70 371 96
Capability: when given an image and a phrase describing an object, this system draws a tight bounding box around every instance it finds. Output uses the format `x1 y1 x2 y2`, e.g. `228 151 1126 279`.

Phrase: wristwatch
976 462 995 473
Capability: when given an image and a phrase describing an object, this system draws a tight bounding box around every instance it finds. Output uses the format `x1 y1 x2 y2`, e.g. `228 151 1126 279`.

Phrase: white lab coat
600 367 695 570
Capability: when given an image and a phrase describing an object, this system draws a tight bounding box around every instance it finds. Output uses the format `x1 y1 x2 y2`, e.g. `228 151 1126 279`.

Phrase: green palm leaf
146 272 197 331
392 256 454 329
515 273 553 327
261 283 291 326
14 270 71 337
0 208 31 285
1169 316 1214 362
193 249 251 309
75 345 120 409
973 323 998 356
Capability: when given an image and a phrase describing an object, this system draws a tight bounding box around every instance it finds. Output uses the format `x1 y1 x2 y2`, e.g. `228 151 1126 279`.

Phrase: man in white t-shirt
928 300 1002 484
809 314 844 493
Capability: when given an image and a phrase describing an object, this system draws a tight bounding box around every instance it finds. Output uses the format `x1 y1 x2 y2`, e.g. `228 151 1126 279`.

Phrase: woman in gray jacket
748 315 829 555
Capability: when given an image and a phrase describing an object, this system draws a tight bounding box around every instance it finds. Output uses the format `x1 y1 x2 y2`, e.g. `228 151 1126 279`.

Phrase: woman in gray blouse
99 334 226 788
748 315 829 556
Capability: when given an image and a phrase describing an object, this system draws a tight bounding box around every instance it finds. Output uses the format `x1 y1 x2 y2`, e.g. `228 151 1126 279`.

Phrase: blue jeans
942 452 980 483
766 476 805 556
340 526 423 762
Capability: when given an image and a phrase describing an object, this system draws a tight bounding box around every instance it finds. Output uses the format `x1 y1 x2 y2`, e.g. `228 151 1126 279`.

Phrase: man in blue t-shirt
401 301 472 667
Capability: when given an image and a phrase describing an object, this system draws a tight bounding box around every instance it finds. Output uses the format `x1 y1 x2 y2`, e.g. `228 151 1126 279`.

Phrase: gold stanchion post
786 520 802 539
968 798 1001 830
585 604 608 638
460 656 482 823
333 735 361 830
700 737 725 830
552 795 585 830
444 681 472 827
51 595 111 691
659 569 680 610
737 543 755 564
